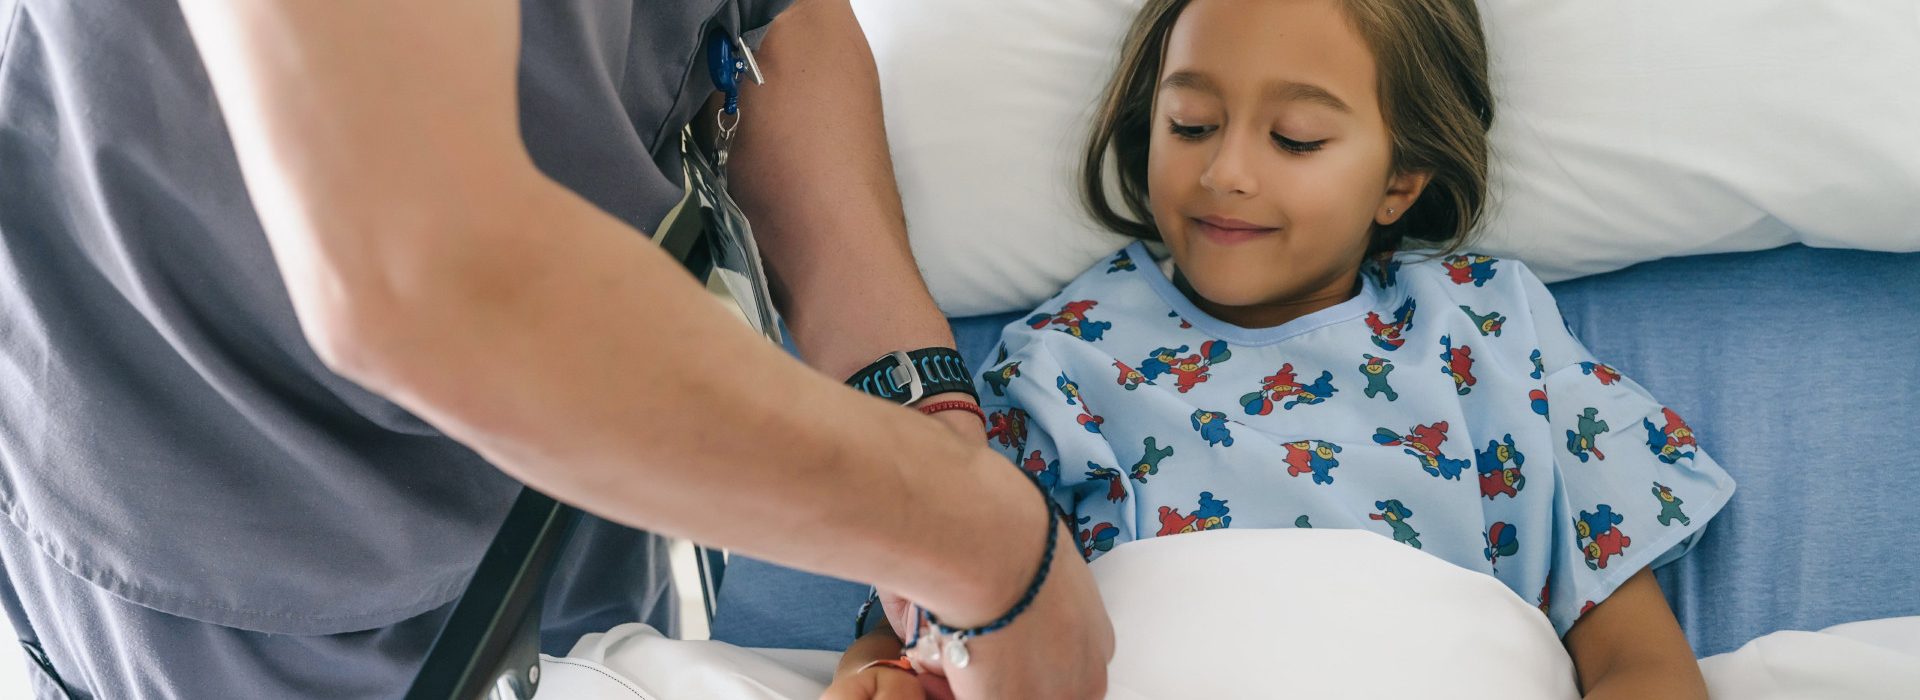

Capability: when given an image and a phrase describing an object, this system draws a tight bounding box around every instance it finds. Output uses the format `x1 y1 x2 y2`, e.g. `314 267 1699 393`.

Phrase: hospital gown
975 242 1736 636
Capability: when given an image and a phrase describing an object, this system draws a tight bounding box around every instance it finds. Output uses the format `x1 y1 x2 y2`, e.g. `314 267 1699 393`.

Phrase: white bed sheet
534 532 1920 699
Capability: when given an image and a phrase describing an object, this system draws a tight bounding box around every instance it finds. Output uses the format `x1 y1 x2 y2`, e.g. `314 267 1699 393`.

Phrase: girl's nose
1199 131 1259 197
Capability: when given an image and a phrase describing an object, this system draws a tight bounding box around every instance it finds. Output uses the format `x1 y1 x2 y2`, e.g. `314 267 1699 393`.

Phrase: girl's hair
1081 0 1494 259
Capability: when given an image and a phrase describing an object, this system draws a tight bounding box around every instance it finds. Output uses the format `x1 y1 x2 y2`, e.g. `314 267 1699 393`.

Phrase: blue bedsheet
711 244 1920 657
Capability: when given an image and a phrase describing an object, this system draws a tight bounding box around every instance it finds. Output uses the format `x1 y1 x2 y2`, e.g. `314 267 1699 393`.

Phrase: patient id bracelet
846 348 977 406
901 474 1063 670
855 657 918 677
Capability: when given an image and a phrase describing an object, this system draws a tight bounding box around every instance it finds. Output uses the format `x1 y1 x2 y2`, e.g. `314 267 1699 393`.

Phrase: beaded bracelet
901 472 1063 670
917 399 988 428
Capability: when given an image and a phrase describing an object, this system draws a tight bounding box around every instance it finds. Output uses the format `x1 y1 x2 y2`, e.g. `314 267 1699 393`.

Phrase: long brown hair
1082 0 1494 259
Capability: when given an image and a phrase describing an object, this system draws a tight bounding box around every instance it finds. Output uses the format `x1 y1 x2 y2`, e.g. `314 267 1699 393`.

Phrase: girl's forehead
1160 0 1378 116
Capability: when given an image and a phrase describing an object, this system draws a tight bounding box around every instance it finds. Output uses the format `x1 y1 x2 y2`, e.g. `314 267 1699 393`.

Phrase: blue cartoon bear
1190 409 1235 447
1575 504 1623 541
1138 345 1190 383
1475 434 1527 500
1194 492 1232 530
1574 504 1631 570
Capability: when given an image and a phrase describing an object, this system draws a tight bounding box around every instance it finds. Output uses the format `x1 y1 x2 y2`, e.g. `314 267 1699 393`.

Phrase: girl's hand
821 660 934 700
831 628 951 700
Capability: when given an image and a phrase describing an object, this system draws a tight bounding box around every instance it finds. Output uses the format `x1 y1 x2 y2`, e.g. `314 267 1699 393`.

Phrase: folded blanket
1095 529 1577 699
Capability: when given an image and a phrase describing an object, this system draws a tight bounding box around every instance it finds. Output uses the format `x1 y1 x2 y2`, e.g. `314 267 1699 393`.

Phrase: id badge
682 129 784 344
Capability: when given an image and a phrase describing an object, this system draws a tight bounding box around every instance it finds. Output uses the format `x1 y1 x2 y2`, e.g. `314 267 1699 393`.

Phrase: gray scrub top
0 0 792 635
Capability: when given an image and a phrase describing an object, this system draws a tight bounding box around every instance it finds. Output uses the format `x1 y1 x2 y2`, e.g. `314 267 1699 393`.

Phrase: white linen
535 623 837 699
537 529 1584 698
534 531 1920 698
1093 529 1580 699
1697 616 1920 700
849 0 1920 315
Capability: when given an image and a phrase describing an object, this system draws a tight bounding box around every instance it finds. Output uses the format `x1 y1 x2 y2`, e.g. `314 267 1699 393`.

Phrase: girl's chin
1181 276 1294 310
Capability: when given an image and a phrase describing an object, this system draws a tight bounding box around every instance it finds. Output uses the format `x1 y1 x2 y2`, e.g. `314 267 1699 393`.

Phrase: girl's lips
1190 216 1280 245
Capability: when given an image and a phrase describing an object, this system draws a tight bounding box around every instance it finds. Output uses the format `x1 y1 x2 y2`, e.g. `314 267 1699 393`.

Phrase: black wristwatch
845 348 977 405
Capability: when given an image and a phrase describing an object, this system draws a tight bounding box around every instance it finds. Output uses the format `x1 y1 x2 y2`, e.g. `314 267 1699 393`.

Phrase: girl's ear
1376 170 1432 226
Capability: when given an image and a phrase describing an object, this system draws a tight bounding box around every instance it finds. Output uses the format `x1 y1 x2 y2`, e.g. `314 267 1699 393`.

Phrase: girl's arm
1563 568 1708 699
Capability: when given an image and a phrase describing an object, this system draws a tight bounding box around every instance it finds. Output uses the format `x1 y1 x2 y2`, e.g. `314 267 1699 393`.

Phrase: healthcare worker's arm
725 0 967 404
174 2 1110 698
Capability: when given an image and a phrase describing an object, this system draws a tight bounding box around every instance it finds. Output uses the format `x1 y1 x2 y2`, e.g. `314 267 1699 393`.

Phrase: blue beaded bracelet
902 472 1064 669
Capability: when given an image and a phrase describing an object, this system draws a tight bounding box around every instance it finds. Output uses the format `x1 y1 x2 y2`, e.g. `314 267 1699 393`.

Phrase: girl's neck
1171 268 1364 330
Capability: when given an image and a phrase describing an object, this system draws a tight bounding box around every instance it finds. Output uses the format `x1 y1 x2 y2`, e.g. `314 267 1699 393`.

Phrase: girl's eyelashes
1273 133 1327 154
1167 119 1327 154
1169 121 1217 140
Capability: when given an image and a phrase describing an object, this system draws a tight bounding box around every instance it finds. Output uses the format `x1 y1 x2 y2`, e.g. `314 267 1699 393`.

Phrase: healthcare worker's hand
920 526 1114 700
879 395 991 639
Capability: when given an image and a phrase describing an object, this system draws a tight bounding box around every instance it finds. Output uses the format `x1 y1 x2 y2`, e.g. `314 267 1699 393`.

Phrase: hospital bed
406 235 1920 699
390 0 1920 692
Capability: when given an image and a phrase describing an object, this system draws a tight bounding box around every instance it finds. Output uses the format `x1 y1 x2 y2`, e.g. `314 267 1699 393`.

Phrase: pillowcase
1093 529 1578 699
850 0 1920 316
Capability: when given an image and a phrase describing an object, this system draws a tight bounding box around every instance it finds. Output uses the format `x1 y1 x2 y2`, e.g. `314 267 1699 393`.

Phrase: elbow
286 223 486 396
298 280 424 394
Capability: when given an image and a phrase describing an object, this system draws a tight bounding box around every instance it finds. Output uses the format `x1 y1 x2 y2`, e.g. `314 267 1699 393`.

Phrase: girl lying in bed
827 0 1734 697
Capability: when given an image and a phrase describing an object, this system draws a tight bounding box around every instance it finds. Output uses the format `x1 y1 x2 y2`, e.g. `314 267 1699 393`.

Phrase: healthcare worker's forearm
177 0 1046 627
728 0 960 383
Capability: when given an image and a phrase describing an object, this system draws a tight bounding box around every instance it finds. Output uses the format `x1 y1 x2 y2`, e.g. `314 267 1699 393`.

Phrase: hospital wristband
854 658 917 677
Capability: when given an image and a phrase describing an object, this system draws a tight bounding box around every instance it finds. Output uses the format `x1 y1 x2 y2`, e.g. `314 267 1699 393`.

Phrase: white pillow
1093 529 1578 700
852 0 1920 316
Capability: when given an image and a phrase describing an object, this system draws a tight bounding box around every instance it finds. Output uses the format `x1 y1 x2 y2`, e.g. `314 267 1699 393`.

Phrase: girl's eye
1273 133 1327 154
1169 121 1217 140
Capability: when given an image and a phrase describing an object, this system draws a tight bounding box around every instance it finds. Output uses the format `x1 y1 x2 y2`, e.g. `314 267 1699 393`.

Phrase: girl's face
1148 0 1428 327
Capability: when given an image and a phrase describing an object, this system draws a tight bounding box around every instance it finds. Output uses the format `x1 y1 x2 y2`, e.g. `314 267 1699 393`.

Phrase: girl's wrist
835 626 907 678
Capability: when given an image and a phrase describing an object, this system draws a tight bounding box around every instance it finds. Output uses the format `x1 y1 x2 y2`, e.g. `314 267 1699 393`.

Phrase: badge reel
684 32 782 344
